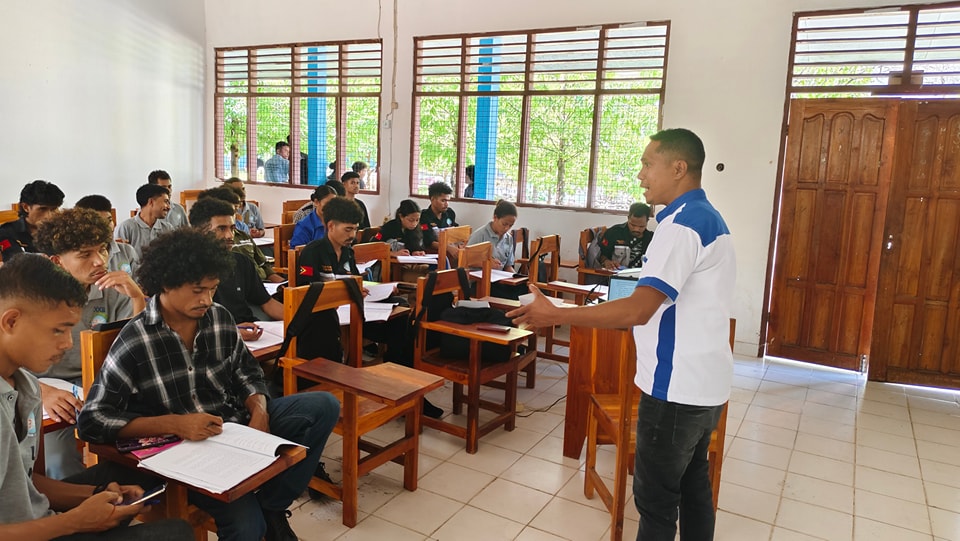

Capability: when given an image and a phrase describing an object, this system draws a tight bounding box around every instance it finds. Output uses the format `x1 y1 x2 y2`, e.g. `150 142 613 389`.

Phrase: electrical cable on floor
516 394 567 417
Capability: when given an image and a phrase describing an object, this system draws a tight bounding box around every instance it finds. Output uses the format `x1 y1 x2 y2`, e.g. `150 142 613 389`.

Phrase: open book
137 422 304 494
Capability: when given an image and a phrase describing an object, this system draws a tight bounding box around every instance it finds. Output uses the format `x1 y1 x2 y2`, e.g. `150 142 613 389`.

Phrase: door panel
768 99 899 371
872 101 960 389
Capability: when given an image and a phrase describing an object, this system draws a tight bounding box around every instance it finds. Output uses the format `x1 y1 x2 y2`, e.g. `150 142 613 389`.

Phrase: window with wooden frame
790 2 960 98
215 40 382 191
411 22 669 211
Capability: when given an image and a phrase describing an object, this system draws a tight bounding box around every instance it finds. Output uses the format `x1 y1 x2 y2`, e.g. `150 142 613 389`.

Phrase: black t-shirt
214 252 272 323
355 199 371 230
378 218 425 253
0 217 34 261
599 223 654 268
298 237 359 282
419 207 458 248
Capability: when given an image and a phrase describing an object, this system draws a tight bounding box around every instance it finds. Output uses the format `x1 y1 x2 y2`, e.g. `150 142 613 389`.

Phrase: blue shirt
290 211 325 248
264 154 289 183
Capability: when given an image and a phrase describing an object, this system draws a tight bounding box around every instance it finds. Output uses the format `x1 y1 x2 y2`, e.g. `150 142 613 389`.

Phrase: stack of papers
137 422 304 494
364 282 398 302
396 254 438 264
469 269 517 283
547 281 609 295
356 260 378 274
336 302 398 324
241 320 285 349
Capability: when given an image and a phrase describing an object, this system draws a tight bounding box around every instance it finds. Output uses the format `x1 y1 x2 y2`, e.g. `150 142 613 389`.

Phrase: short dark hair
340 171 361 183
75 195 112 212
428 182 453 198
18 180 65 216
321 197 363 227
324 180 346 196
147 170 171 184
135 184 170 207
628 202 652 219
35 208 112 256
351 161 368 173
275 141 289 153
493 200 518 219
310 185 337 202
649 128 705 177
0 254 87 309
198 186 240 206
136 229 234 297
395 199 421 219
189 198 236 229
223 177 243 186
465 165 475 182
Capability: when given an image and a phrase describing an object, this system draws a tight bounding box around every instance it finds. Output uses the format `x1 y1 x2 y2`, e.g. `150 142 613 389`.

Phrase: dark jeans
633 392 723 541
53 466 193 540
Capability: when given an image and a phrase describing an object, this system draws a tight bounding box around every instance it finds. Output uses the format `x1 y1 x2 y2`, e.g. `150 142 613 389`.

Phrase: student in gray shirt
34 208 146 480
0 255 191 540
115 183 176 258
148 169 188 229
468 199 519 272
75 195 140 276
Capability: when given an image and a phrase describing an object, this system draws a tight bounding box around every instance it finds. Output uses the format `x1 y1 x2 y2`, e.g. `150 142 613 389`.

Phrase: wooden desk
563 325 635 459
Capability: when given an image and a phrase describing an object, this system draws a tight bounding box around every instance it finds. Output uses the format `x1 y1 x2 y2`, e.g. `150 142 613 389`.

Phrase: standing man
78 229 340 541
0 180 64 261
598 202 655 270
148 170 188 228
115 184 176 258
419 181 458 251
509 129 735 541
223 178 265 238
264 142 290 183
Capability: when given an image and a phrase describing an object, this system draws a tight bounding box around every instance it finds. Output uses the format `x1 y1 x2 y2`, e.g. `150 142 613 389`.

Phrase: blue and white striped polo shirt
633 188 736 407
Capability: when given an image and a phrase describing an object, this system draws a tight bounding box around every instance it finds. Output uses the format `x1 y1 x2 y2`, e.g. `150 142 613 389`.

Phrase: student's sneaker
308 461 334 500
263 509 297 541
423 397 444 419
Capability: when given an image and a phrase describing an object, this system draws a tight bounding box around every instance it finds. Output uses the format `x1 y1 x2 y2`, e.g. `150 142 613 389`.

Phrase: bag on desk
438 306 514 362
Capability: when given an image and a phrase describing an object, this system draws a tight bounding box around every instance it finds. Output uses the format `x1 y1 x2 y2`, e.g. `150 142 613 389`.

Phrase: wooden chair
413 269 537 453
80 322 217 540
512 227 531 275
273 224 296 275
527 235 573 362
282 199 310 212
0 209 20 225
286 245 305 287
179 189 203 215
577 226 613 285
279 279 444 527
436 225 472 270
358 226 381 244
354 241 391 282
458 242 493 299
584 319 736 541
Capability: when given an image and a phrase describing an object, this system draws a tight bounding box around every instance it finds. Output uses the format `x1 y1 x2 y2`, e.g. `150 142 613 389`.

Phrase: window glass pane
462 96 522 201
344 97 380 191
256 97 290 182
593 94 660 211
414 96 460 195
297 96 336 185
524 94 595 207
220 97 248 180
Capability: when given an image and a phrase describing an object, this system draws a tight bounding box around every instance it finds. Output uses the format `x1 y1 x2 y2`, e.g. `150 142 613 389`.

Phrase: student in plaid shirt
78 229 339 541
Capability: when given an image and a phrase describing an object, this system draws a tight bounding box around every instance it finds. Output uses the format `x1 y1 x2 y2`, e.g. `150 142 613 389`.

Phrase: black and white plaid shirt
78 296 270 444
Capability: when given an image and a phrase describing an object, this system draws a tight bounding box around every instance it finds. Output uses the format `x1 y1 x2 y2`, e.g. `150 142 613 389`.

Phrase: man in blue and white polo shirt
510 128 735 541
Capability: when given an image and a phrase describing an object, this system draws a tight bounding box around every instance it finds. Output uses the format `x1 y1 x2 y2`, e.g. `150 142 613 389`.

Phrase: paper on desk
456 299 490 309
364 282 397 302
39 378 84 420
241 320 285 348
263 281 287 296
469 269 516 283
518 293 573 308
396 254 438 264
138 422 303 494
547 281 609 295
336 302 398 324
252 236 274 247
356 260 378 274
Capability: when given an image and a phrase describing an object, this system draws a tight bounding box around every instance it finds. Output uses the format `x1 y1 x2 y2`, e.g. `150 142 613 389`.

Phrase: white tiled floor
278 355 960 540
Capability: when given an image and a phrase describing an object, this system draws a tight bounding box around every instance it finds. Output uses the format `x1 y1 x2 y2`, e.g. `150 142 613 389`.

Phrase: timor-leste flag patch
0 239 11 251
299 265 313 277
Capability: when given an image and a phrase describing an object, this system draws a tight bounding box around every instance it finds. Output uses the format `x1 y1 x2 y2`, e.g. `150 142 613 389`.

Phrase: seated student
147 170 188 228
467 200 526 299
75 195 140 276
34 208 147 480
0 254 193 541
291 180 345 224
341 172 370 229
188 198 283 333
198 188 284 283
290 185 337 248
378 200 429 282
351 161 369 190
77 229 340 541
115 184 176 258
419 181 458 253
223 177 265 238
598 202 654 270
0 180 65 261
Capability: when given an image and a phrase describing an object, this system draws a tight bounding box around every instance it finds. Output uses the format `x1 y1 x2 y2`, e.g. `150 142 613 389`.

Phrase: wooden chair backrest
286 245 306 287
80 321 130 396
10 203 18 211
358 226 381 244
281 210 298 224
436 225 472 270
283 199 311 212
458 242 493 298
247 199 259 208
130 209 138 218
0 209 19 226
354 241 391 280
414 269 469 318
273 224 296 272
529 235 561 284
283 278 363 369
179 189 203 210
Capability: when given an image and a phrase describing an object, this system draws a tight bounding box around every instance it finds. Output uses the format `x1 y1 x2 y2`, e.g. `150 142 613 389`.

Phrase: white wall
0 0 206 211
203 0 937 354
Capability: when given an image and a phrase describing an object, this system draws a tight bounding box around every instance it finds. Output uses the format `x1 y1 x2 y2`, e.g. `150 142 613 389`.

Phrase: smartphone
121 483 166 506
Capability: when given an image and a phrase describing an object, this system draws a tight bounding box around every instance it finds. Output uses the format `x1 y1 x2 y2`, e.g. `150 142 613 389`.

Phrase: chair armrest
292 357 443 407
559 261 579 269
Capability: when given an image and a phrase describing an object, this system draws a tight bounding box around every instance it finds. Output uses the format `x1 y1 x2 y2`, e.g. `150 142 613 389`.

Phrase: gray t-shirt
108 240 140 276
39 286 132 381
165 203 188 229
468 222 515 271
0 369 53 523
115 214 176 258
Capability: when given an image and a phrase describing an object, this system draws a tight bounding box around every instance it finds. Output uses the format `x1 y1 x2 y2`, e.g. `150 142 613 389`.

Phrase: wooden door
767 99 899 371
870 101 960 389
